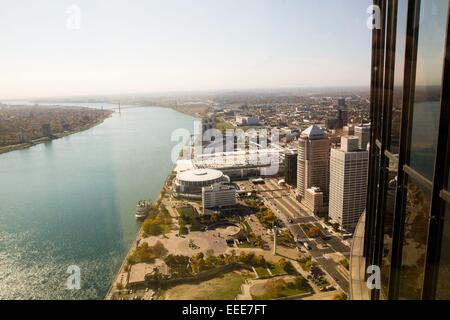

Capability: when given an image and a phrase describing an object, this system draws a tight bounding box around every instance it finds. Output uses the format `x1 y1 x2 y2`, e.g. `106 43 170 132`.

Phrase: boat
135 200 149 220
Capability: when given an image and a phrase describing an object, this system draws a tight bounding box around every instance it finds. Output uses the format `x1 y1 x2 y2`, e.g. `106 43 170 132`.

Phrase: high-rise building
201 115 216 143
337 98 346 107
297 125 330 213
354 124 371 150
284 150 298 187
343 125 355 136
326 117 339 130
337 108 348 129
350 0 450 300
329 136 369 232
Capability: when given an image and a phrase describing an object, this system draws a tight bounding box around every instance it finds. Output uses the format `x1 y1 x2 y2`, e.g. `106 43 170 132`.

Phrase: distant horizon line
1 85 372 102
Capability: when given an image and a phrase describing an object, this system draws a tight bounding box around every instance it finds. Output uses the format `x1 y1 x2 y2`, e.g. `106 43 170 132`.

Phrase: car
288 218 293 224
303 242 312 250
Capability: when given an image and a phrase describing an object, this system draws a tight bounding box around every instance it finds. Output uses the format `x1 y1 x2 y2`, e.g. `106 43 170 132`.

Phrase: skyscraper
297 125 330 214
284 150 298 187
354 124 371 150
350 0 450 300
337 98 346 107
329 136 369 232
338 107 348 129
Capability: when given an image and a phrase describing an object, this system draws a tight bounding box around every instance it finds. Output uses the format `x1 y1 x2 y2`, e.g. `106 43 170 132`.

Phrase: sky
0 0 373 100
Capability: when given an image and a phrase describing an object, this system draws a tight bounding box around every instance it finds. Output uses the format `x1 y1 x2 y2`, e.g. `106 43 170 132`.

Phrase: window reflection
436 203 450 300
381 157 398 298
398 176 431 300
409 0 448 180
390 0 408 154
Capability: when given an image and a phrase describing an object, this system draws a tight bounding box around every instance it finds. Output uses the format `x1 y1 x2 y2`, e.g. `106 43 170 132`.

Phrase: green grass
255 267 271 279
238 242 260 249
177 206 198 218
252 277 313 300
160 271 251 300
269 264 287 276
142 205 173 237
177 206 203 232
242 221 252 233
215 118 235 132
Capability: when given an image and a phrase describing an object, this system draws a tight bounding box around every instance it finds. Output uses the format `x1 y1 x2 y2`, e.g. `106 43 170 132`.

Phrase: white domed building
174 169 229 197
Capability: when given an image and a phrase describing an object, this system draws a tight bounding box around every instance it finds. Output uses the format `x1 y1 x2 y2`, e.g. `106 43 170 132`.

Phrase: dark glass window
390 0 408 154
380 156 398 297
380 0 409 298
398 176 431 299
436 203 450 299
409 0 448 180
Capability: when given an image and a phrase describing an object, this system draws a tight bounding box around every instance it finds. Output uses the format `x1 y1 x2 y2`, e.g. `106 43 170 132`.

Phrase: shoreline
105 174 172 300
0 113 113 156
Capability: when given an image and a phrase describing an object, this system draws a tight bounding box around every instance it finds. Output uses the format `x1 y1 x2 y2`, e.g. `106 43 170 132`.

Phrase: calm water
0 106 194 299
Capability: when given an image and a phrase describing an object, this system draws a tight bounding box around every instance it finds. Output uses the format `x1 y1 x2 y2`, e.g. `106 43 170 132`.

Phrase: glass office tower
352 0 450 300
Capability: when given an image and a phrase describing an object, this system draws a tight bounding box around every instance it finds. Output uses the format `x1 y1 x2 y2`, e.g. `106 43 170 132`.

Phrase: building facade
202 183 236 213
354 124 371 150
297 125 330 212
329 137 369 232
350 0 450 300
304 187 325 215
174 169 228 197
284 150 298 187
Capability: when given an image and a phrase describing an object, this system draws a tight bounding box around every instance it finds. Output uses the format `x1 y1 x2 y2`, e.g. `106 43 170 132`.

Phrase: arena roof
177 169 224 183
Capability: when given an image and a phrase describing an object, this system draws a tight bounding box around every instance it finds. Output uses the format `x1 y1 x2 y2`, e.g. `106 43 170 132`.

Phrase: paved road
254 179 350 293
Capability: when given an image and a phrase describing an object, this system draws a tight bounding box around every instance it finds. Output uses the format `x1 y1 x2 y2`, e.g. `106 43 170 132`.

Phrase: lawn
254 267 271 279
251 276 313 300
177 206 198 218
238 221 264 249
215 118 235 132
269 264 288 276
177 206 203 232
160 271 251 300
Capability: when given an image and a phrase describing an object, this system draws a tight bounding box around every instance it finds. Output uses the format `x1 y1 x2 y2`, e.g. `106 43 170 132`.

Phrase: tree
275 258 289 272
332 292 348 300
127 241 167 265
307 226 321 238
252 255 267 268
293 276 308 290
143 223 164 236
164 254 191 276
210 213 220 223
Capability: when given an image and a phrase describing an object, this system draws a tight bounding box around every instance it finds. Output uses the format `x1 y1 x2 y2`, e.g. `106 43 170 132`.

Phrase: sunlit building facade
329 137 369 233
297 125 330 213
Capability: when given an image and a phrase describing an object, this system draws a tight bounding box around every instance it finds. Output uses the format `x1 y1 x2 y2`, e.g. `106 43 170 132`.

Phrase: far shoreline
0 111 113 156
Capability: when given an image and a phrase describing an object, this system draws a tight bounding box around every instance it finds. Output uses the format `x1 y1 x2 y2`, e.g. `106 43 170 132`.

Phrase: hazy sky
0 0 373 100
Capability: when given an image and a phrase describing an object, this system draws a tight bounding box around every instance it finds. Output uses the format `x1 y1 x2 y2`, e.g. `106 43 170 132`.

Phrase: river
0 105 194 299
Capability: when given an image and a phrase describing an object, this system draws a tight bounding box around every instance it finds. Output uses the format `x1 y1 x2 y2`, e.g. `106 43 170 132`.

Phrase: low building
304 187 325 215
236 115 260 126
202 183 236 213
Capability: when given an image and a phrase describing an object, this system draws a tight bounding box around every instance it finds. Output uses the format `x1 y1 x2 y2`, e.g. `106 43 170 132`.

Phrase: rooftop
177 168 224 183
301 125 327 139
